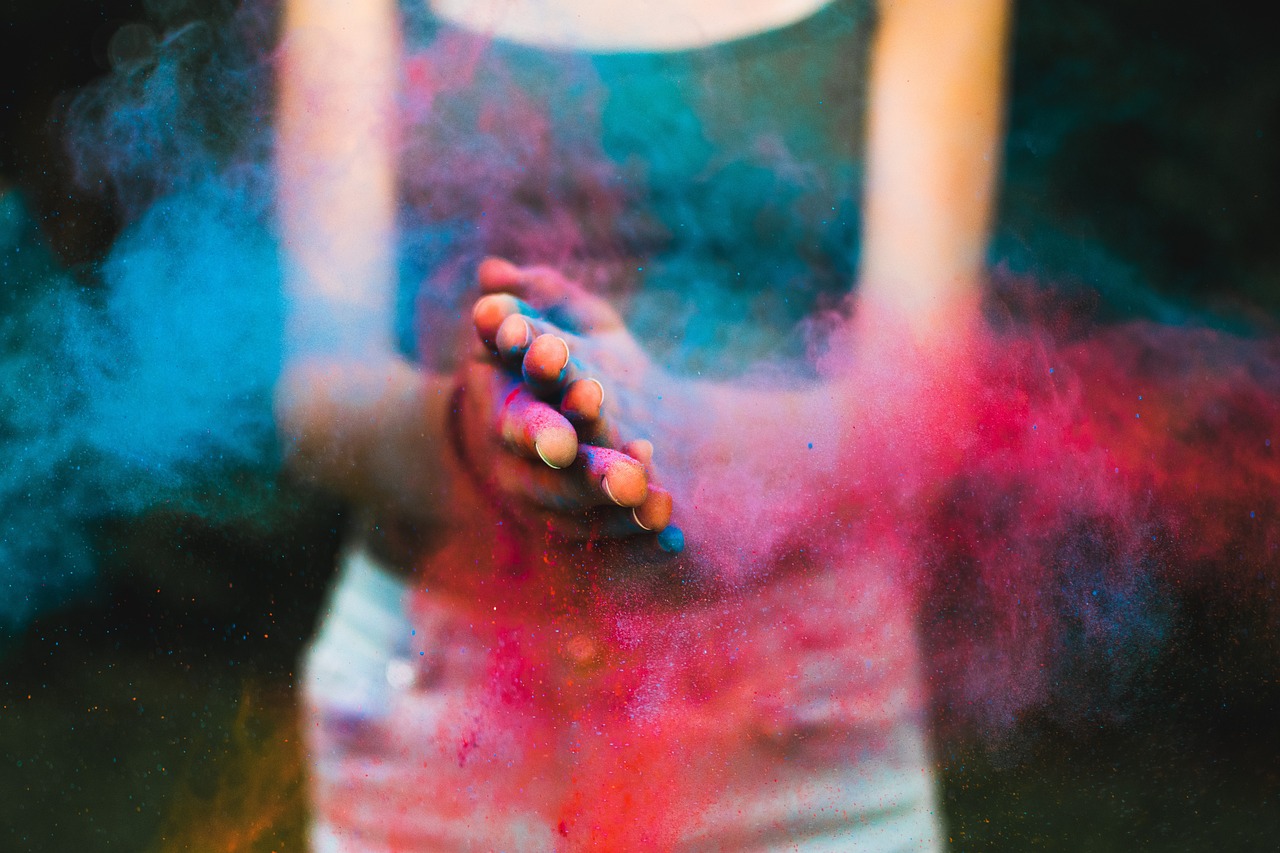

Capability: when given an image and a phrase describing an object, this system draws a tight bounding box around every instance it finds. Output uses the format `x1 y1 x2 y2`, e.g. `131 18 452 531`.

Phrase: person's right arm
275 0 454 525
274 0 654 543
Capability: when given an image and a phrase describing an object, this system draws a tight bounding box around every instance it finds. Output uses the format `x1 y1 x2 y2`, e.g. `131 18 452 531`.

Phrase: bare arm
860 0 1013 344
273 1 616 536
275 0 456 521
651 2 1017 559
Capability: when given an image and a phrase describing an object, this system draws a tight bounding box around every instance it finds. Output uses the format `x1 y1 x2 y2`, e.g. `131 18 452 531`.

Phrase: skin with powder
274 0 1013 555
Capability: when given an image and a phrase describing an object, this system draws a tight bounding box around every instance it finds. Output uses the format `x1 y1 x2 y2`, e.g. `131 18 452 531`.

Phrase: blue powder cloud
0 181 282 634
1 0 283 635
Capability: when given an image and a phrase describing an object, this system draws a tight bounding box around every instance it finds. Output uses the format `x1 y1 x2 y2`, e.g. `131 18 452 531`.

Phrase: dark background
3 0 1279 850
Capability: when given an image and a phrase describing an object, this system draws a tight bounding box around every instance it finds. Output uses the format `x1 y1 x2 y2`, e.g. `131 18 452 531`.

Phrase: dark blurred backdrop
2 1 1278 850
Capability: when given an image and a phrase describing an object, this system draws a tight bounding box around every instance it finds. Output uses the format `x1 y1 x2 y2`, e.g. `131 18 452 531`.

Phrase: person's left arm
858 0 1013 347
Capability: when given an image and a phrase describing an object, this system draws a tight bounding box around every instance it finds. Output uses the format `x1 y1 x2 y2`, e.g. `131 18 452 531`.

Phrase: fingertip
620 438 653 467
632 486 672 532
600 455 647 508
563 378 605 422
523 334 571 385
478 257 522 291
657 525 685 554
495 314 534 360
533 422 578 469
473 294 514 347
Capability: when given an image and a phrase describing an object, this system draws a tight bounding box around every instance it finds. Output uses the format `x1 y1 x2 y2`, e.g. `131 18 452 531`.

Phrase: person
275 0 1012 848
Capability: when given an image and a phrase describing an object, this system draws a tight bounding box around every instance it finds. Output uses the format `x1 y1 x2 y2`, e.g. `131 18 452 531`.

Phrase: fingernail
601 475 624 506
550 335 570 379
550 335 570 366
587 377 604 409
536 440 564 469
631 508 652 531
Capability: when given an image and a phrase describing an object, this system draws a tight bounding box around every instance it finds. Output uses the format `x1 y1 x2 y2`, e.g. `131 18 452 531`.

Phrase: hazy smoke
5 0 1276 746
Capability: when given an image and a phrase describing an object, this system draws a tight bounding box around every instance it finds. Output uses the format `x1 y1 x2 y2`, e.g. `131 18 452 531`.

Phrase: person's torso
398 0 875 371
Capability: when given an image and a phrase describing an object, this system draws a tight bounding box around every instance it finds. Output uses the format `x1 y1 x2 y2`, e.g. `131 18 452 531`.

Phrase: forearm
276 360 459 518
276 2 468 531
